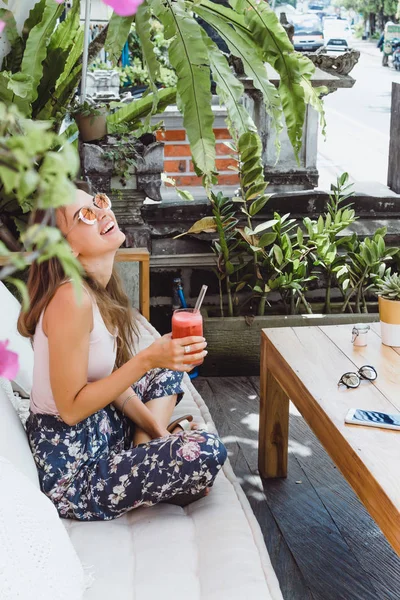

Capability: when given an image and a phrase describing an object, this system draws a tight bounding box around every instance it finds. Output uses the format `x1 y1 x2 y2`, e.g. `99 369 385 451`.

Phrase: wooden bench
259 323 400 556
0 248 150 320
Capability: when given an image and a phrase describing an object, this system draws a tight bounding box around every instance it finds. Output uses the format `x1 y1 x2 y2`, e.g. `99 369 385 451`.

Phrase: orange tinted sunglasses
65 194 112 236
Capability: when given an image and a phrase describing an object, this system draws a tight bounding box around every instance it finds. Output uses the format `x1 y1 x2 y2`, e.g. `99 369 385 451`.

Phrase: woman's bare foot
171 421 199 434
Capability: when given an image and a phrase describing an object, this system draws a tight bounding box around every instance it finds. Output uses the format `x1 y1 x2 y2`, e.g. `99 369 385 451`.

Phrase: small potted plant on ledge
71 100 108 142
376 272 400 347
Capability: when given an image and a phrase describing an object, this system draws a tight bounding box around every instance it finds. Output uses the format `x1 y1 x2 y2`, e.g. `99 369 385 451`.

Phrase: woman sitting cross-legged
18 189 227 521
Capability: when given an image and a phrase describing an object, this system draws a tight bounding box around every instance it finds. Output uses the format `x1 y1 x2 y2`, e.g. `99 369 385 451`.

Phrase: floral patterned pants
26 369 227 521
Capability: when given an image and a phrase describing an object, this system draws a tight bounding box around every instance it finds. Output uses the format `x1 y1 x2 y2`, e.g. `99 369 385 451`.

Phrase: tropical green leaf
230 0 323 159
5 72 33 99
50 64 82 120
106 87 176 131
0 72 15 106
273 244 283 265
0 9 19 47
152 0 216 176
135 1 161 124
296 52 327 137
55 27 84 91
242 167 263 188
230 0 293 65
297 227 303 245
48 0 81 58
258 232 277 247
20 0 64 110
105 12 134 64
22 0 46 41
176 188 194 202
34 0 82 117
249 194 269 216
251 218 278 235
201 30 256 138
2 30 24 73
0 164 19 194
245 184 268 202
0 72 32 114
276 52 305 162
135 2 160 89
194 4 283 146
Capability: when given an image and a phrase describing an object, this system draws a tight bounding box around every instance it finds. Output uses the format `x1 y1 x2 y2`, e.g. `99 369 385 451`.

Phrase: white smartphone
345 408 400 431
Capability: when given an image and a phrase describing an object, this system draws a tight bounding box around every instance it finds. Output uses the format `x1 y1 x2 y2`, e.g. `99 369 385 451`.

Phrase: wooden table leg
139 258 150 321
258 336 290 479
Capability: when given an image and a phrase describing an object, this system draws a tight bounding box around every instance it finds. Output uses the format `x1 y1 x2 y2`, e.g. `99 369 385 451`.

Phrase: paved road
317 40 400 191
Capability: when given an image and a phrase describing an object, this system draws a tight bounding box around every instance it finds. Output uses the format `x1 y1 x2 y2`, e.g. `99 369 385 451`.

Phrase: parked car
323 18 351 51
292 15 324 52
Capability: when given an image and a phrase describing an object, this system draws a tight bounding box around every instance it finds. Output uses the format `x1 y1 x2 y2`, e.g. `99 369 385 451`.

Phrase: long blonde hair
18 209 136 369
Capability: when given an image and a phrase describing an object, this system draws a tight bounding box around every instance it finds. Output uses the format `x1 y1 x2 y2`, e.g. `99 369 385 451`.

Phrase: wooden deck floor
193 376 400 600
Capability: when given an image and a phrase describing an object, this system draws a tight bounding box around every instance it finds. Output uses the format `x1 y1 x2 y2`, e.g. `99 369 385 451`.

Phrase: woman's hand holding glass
144 334 207 372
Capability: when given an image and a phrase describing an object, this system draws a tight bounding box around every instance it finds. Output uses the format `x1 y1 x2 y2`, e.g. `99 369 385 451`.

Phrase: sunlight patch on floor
240 413 259 432
221 435 258 448
288 439 312 457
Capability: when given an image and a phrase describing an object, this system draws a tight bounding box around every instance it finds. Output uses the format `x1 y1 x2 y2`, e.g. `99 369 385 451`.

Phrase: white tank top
30 286 117 416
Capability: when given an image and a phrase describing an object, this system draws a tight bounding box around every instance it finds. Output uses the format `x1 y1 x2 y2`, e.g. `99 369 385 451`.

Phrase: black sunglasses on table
338 365 378 389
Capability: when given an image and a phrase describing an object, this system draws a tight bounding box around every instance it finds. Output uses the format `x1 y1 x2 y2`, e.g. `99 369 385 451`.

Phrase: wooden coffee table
259 323 400 556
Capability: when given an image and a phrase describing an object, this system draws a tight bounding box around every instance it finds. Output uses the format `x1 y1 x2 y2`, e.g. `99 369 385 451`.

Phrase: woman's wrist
137 346 154 372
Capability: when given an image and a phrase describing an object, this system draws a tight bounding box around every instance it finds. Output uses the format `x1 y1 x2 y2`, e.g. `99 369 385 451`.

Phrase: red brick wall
156 128 239 187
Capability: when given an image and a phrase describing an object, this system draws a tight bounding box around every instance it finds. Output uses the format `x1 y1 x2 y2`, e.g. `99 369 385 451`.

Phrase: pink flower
102 0 143 16
0 20 5 34
177 440 201 462
0 340 19 381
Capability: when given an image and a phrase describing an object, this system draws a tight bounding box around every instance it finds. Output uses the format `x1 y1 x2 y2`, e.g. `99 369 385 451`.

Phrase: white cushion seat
0 285 283 600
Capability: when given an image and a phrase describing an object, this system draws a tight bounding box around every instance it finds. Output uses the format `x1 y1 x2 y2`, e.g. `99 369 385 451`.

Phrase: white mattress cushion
0 377 38 486
0 283 34 397
63 311 283 600
0 456 84 600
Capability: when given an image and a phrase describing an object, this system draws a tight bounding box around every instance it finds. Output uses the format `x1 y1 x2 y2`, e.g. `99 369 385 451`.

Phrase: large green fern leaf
275 52 305 161
201 31 256 138
33 0 82 117
106 87 177 132
0 9 19 48
20 0 64 111
0 9 25 73
233 0 324 159
55 26 84 90
230 0 293 67
151 0 216 176
135 1 161 124
105 12 134 64
22 0 47 42
194 4 282 143
296 52 327 137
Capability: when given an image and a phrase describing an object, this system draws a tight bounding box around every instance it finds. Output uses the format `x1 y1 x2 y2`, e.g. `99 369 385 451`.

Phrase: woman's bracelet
121 393 136 416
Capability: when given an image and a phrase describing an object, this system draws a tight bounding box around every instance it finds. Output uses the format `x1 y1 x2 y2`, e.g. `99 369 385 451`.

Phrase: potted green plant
376 272 400 347
70 101 108 142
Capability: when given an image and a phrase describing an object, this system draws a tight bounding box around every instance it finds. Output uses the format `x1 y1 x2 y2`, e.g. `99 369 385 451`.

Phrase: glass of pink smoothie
172 309 204 366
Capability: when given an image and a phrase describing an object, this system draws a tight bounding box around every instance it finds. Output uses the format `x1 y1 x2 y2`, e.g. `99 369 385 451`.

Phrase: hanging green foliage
0 0 325 181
